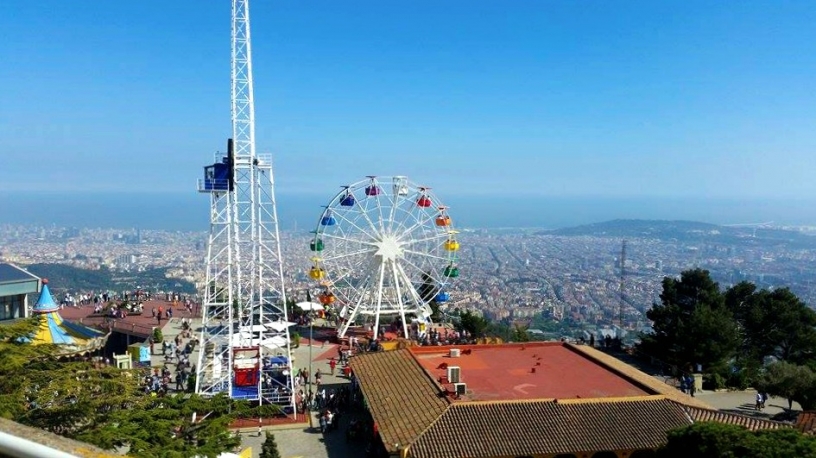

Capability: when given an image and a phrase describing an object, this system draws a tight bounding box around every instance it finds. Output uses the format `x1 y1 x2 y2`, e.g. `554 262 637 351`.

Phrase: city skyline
2 1 816 202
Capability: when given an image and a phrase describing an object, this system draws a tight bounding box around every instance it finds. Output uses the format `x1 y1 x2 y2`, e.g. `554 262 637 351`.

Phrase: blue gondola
435 291 450 302
340 194 355 206
321 214 336 226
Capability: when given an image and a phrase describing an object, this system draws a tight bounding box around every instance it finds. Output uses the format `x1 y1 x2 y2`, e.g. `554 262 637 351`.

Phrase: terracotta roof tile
684 406 790 431
797 411 816 434
349 349 450 452
409 398 692 458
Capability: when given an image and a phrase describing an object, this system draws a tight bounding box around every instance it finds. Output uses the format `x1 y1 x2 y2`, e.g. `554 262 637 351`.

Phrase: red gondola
417 196 432 207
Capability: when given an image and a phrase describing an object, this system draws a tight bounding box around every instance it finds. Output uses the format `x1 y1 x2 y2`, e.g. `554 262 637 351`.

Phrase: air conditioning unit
454 382 467 396
447 366 461 384
449 348 461 358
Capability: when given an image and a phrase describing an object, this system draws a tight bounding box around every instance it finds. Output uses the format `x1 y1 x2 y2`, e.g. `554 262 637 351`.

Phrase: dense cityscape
4 219 816 341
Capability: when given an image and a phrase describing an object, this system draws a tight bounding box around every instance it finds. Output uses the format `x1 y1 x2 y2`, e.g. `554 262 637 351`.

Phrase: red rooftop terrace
411 342 651 402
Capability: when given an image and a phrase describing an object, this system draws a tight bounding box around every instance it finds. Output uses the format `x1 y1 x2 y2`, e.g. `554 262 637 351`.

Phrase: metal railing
78 317 154 338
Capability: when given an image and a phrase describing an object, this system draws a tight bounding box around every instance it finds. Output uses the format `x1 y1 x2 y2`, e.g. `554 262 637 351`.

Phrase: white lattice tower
197 0 293 411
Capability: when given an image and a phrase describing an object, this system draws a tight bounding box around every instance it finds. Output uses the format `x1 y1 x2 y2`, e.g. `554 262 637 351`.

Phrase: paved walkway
695 390 801 422
237 327 361 458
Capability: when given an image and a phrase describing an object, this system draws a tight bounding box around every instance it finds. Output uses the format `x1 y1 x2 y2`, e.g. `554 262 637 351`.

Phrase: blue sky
2 0 816 201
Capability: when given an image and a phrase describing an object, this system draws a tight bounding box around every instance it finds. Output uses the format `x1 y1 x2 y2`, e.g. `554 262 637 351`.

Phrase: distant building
0 263 40 322
349 342 785 458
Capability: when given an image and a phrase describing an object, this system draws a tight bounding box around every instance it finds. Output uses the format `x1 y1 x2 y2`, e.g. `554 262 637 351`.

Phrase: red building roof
412 342 650 401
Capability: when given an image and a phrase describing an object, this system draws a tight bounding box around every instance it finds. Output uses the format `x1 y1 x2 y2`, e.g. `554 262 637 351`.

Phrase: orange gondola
435 215 451 227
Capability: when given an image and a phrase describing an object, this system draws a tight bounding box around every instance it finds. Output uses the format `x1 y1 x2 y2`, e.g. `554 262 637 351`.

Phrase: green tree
260 431 282 458
638 269 739 372
512 324 531 342
0 315 278 457
658 422 816 458
728 285 816 367
756 361 816 410
457 310 489 339
658 422 752 458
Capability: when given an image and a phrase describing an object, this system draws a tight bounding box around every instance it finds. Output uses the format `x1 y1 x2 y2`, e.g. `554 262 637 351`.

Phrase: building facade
0 263 40 322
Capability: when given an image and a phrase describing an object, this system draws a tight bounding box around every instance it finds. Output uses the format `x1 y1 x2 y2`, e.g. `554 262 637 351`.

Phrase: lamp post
296 291 324 430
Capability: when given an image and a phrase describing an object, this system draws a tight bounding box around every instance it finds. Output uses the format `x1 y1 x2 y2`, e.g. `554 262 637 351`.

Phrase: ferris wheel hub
374 235 404 261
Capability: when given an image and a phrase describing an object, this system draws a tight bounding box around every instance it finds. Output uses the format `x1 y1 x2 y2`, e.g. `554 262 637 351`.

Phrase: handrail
78 317 154 337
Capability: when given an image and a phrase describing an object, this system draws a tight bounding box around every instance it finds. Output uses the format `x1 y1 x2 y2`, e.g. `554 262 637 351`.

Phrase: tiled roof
567 344 715 410
349 349 450 452
797 411 816 434
409 397 692 458
685 406 790 431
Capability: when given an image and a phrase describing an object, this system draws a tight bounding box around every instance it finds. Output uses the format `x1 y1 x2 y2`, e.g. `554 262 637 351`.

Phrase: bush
152 328 163 343
703 372 726 391
726 370 752 391
290 332 300 349
260 431 282 458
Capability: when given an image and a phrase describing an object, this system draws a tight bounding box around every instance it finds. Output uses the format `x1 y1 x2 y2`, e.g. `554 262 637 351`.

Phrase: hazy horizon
2 190 816 232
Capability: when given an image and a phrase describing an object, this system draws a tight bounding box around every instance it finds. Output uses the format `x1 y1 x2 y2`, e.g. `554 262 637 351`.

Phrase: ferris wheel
308 176 460 339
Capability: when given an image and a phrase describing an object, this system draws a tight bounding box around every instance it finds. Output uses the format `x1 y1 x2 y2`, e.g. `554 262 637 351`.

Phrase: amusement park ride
193 1 460 410
196 0 294 410
309 176 460 340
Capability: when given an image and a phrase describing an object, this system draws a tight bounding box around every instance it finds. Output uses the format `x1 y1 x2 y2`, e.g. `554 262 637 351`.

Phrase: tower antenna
619 240 626 336
196 0 293 412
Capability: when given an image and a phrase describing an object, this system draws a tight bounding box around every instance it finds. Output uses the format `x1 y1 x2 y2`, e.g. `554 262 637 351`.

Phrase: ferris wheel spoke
396 262 430 315
385 181 401 234
331 208 379 242
321 247 377 263
400 232 450 247
390 193 425 236
357 200 386 239
397 256 442 290
319 231 378 248
395 210 439 243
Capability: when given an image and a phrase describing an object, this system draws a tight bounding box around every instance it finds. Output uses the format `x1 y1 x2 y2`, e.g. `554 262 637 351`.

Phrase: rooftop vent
454 382 467 396
449 348 461 358
447 366 461 384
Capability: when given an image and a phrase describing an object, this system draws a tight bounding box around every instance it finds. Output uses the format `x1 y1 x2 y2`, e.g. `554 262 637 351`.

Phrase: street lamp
296 291 324 429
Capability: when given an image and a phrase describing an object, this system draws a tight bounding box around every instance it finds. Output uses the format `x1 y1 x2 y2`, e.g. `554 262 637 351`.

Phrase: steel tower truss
196 0 294 411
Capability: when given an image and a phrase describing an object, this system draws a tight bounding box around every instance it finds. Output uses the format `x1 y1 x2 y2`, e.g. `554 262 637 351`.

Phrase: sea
2 191 816 232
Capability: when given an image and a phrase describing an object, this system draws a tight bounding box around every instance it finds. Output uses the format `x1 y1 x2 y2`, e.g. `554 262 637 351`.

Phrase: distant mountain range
540 219 816 248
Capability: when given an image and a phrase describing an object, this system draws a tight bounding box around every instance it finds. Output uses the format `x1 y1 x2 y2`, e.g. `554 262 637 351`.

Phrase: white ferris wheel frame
310 176 459 340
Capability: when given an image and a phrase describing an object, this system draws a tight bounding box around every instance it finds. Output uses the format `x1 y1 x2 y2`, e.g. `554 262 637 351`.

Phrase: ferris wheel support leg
389 260 410 340
338 315 352 339
373 261 387 340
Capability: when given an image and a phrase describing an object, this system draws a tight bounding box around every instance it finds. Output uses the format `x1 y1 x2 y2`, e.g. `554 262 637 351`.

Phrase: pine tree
260 431 282 458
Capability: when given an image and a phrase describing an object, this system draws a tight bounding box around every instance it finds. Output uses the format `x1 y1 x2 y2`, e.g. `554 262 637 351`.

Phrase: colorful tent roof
27 280 108 354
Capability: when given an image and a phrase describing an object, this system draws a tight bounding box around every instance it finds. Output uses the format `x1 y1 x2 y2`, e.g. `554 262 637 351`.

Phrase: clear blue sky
2 0 815 201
